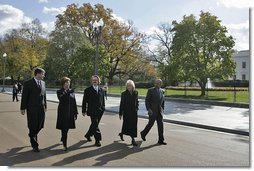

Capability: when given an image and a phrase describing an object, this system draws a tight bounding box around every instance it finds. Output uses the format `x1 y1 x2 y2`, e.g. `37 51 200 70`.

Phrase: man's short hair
91 75 101 84
34 68 45 76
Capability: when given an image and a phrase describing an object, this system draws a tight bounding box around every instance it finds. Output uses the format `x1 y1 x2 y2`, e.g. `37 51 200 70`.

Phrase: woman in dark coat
56 77 78 151
119 80 139 146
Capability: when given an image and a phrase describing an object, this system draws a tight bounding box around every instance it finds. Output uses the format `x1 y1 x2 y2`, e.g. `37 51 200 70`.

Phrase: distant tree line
0 4 236 96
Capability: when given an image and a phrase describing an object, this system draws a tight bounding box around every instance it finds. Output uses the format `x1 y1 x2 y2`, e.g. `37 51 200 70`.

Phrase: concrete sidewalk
2 90 249 136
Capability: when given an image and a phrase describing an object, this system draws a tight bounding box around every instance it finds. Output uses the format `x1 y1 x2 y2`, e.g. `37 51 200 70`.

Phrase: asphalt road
0 93 249 166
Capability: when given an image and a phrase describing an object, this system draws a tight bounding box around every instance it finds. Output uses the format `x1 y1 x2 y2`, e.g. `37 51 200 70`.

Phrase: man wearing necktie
140 79 167 145
20 68 47 152
82 75 105 147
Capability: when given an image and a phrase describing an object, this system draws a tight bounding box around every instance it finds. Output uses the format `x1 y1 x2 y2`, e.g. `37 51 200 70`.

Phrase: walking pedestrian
103 84 108 100
56 77 78 151
119 80 139 146
17 82 22 94
140 79 167 145
12 82 19 102
82 75 105 147
20 68 47 152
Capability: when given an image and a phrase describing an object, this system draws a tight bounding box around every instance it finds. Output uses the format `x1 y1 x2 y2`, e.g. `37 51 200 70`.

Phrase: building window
242 74 246 80
242 62 246 69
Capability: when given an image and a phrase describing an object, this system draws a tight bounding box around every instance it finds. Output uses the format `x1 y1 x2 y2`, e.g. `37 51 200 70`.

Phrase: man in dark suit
82 75 105 147
140 79 167 145
20 68 47 152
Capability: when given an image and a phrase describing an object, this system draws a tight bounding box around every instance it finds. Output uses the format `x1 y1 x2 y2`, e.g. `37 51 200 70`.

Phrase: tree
44 24 94 82
0 19 49 81
19 19 48 74
170 11 235 96
145 23 176 84
56 3 148 85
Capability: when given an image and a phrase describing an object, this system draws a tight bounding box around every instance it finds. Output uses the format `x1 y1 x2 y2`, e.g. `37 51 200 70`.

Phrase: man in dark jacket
140 79 167 145
82 75 105 147
20 68 47 152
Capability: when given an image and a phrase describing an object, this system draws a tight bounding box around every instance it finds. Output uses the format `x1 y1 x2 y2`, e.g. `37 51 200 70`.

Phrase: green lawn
108 86 249 103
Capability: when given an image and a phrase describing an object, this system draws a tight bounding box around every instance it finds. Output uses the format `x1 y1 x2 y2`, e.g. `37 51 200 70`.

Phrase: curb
104 108 249 137
107 93 249 108
46 88 249 108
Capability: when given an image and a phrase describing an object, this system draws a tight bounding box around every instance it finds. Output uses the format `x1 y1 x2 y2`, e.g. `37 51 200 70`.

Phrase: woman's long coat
119 90 139 137
56 88 78 130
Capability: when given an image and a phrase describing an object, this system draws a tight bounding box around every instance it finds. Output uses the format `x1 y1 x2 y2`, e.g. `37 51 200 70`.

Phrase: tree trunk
198 80 207 97
200 84 206 97
108 73 114 86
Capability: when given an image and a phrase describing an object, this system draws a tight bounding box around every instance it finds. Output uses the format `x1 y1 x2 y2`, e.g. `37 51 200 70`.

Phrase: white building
232 50 250 81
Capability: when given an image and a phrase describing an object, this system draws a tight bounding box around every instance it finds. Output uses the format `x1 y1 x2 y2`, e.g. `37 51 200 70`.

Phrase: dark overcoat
119 90 139 137
145 87 165 116
56 88 78 130
82 86 105 116
20 78 47 130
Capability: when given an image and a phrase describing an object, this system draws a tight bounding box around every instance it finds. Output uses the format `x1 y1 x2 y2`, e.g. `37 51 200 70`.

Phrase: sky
0 0 251 50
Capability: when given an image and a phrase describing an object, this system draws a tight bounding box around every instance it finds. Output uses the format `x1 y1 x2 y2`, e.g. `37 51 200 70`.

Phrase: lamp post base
1 88 5 92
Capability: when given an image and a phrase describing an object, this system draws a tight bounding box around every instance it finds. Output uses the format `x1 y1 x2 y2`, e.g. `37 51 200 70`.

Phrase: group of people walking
20 67 167 152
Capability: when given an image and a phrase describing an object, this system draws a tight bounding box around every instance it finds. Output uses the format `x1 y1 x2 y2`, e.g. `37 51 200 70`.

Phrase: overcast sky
0 0 251 50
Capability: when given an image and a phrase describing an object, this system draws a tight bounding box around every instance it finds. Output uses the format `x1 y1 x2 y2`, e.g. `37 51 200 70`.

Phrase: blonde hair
126 80 135 90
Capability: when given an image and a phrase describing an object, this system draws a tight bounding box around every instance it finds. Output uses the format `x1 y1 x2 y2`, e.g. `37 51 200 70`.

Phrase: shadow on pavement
0 144 61 166
52 140 158 166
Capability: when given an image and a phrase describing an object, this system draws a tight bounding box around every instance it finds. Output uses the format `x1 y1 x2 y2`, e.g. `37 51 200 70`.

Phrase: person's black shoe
158 141 167 145
33 147 40 152
140 132 146 141
118 133 124 141
132 140 138 146
95 141 101 147
84 135 92 141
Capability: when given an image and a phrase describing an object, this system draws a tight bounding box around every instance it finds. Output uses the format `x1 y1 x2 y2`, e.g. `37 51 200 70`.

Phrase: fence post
234 75 236 102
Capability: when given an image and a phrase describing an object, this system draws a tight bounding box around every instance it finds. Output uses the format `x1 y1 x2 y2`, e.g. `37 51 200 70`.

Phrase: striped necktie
37 80 41 89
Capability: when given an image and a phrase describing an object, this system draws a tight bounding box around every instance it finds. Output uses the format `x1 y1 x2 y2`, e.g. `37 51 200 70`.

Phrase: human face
63 80 70 90
154 80 162 88
127 83 133 92
36 72 45 80
92 76 99 86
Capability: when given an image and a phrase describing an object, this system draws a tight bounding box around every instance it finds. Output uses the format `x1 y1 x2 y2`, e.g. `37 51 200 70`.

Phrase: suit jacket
145 87 165 116
20 78 47 130
82 86 105 116
119 90 139 116
56 88 78 130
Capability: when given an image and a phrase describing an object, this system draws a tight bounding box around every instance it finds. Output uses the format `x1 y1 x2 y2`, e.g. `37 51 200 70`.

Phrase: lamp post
1 53 7 92
93 19 103 75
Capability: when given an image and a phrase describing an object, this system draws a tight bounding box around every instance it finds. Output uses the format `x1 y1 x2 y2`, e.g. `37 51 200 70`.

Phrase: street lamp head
98 19 104 27
3 53 7 58
93 19 104 28
93 21 100 28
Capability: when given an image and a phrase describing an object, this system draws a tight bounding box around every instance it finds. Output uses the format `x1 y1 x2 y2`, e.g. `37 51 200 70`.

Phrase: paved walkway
0 93 249 166
2 88 249 135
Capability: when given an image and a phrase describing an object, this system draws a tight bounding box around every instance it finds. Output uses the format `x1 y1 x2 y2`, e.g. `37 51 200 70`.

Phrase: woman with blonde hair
119 80 139 146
